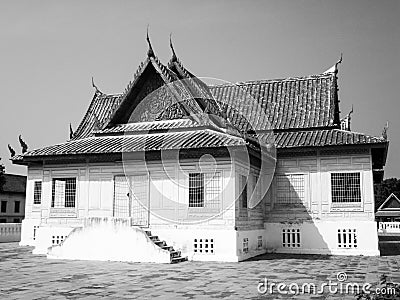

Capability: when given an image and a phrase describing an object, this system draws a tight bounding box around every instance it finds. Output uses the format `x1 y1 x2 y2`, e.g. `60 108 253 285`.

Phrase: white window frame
33 180 42 206
329 171 364 211
49 176 78 218
188 171 222 213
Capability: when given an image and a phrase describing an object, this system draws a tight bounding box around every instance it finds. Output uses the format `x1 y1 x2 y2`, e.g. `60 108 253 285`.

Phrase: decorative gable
109 61 189 125
378 193 400 210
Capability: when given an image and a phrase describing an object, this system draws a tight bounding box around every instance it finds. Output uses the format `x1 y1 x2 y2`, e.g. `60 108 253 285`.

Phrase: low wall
0 223 22 243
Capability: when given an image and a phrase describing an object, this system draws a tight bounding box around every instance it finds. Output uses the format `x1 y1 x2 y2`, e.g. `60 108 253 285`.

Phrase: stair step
170 250 181 258
171 256 188 264
162 245 174 251
155 240 166 247
149 235 159 241
142 228 186 264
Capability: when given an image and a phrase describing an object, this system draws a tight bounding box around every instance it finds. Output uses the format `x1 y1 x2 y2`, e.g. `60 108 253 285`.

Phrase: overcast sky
0 0 399 178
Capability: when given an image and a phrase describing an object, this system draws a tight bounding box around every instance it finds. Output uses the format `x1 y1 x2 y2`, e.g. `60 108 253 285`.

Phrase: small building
12 37 389 261
376 193 400 222
0 174 26 223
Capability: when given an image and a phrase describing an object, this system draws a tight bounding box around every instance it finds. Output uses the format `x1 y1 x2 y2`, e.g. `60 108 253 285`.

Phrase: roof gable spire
146 25 155 58
91 77 103 95
169 33 177 62
323 53 343 74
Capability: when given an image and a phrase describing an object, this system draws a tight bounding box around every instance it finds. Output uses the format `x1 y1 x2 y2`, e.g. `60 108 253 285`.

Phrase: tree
374 178 400 211
0 157 5 192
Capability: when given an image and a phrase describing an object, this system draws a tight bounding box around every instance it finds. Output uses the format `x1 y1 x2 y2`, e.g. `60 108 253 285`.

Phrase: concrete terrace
1 243 400 299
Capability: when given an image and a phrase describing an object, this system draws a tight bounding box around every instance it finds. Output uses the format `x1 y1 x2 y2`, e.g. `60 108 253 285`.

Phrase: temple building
12 36 389 262
0 174 26 223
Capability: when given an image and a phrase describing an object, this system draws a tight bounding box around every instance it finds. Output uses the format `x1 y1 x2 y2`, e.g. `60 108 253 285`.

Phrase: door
130 174 149 227
113 175 131 218
113 175 149 226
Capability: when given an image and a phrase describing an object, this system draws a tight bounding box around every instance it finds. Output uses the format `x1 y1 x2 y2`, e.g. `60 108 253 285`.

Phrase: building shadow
259 173 333 258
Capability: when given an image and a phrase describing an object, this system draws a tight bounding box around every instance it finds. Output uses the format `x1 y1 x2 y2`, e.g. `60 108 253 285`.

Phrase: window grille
337 229 357 248
331 173 361 203
189 173 204 207
276 174 306 206
243 238 249 253
257 236 263 249
51 178 76 208
52 235 66 245
282 229 301 247
194 238 214 254
204 172 221 209
239 175 248 209
33 181 42 205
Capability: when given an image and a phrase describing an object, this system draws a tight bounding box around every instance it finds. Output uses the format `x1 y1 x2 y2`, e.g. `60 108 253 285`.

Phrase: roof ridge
112 118 193 127
208 72 335 88
334 128 385 140
64 128 241 142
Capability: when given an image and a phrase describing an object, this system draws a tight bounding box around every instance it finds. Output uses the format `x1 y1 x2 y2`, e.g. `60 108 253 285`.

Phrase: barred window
257 236 263 249
51 178 76 208
239 175 248 209
189 172 222 209
331 173 361 203
204 172 222 209
189 173 204 207
243 238 249 253
276 174 306 206
33 181 42 205
338 229 357 248
282 228 301 247
194 238 214 254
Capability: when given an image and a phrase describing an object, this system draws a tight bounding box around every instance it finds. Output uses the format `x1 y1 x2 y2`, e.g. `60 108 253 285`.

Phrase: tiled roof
1 174 26 193
273 129 386 149
13 127 387 163
74 71 340 140
210 72 339 131
73 92 124 140
19 129 246 158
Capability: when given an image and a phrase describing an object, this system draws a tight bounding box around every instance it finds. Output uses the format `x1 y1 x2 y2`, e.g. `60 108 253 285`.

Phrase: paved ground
1 243 400 299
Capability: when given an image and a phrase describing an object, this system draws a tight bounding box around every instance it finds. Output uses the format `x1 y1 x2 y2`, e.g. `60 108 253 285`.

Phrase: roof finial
323 53 343 74
69 123 74 140
336 53 343 68
91 77 102 94
169 33 177 62
382 121 389 140
146 25 155 58
7 144 15 157
18 135 28 154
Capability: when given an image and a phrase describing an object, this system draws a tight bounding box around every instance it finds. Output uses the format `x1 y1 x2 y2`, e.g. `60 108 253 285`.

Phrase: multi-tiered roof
12 34 388 176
